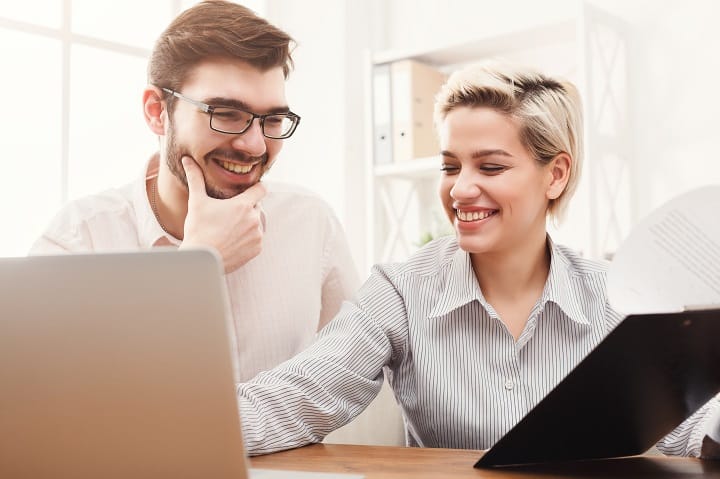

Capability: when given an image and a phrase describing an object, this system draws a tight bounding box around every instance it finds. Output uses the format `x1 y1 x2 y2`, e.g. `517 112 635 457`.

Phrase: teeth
220 160 254 174
456 210 495 222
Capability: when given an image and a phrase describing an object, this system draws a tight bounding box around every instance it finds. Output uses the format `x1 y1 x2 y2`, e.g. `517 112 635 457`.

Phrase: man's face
163 59 287 199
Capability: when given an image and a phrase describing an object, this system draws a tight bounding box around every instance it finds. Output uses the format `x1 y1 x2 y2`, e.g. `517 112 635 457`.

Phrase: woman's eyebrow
440 149 513 159
470 149 512 159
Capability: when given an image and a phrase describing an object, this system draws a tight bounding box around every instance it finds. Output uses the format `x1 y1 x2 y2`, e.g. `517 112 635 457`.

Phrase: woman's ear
546 152 572 200
143 86 167 136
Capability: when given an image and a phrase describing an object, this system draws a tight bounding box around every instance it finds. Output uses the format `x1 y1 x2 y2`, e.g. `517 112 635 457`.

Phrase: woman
237 62 718 456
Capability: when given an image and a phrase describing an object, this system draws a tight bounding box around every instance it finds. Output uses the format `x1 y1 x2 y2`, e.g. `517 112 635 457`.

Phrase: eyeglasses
162 88 301 139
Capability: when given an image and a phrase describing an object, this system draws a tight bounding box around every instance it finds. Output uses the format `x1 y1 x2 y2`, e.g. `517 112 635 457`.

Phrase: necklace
149 177 171 236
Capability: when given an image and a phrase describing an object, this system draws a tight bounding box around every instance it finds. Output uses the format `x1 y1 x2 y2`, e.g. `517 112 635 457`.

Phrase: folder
372 63 393 165
390 60 447 162
475 308 720 467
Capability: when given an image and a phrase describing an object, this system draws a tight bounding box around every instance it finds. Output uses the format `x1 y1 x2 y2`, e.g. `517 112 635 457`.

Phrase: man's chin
206 186 245 200
206 179 260 199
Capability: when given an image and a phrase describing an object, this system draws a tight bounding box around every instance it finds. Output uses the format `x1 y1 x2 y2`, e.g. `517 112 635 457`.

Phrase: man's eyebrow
204 97 290 114
440 149 513 159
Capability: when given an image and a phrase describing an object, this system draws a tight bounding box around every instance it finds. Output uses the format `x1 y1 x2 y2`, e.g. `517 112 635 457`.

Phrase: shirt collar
134 153 181 249
540 237 590 325
428 246 482 318
427 237 590 325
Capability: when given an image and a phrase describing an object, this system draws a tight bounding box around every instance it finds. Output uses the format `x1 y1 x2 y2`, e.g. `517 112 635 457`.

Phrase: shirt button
504 379 515 390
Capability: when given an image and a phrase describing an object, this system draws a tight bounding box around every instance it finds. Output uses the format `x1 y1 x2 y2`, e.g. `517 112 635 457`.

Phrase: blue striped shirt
238 236 719 456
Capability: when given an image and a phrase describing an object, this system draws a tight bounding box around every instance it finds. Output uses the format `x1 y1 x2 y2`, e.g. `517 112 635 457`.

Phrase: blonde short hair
434 61 583 220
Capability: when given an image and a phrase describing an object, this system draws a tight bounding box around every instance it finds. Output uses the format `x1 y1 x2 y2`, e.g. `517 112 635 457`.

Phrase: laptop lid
475 309 720 467
0 250 249 479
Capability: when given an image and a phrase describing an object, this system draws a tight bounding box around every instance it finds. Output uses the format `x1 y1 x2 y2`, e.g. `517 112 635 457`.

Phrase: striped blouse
238 235 719 456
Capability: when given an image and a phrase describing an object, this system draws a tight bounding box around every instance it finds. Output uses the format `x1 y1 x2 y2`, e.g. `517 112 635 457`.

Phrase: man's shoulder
265 181 328 202
263 181 336 215
53 184 136 224
39 183 138 242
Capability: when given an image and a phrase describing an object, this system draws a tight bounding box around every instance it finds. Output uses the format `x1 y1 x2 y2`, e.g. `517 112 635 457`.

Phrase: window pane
72 0 174 49
68 45 157 200
0 1 62 28
0 30 62 256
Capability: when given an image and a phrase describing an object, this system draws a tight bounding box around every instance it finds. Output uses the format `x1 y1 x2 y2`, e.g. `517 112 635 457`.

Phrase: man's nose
231 119 266 157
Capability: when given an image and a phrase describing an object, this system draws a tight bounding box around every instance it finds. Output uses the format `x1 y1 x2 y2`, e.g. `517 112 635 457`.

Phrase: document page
608 186 720 315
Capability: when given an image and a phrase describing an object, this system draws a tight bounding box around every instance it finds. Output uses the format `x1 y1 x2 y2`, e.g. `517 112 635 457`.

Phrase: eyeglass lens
210 108 295 138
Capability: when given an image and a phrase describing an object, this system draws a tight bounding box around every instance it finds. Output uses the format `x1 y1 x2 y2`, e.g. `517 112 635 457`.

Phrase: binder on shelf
390 59 447 163
372 63 393 165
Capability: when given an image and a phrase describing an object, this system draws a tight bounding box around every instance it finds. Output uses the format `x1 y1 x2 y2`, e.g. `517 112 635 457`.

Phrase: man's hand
179 156 266 273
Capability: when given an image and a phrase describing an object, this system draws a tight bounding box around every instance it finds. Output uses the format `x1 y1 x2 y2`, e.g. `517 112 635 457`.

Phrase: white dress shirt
30 157 360 381
237 235 720 456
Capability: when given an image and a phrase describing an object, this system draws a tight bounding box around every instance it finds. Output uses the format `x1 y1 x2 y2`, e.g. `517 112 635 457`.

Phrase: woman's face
438 106 557 256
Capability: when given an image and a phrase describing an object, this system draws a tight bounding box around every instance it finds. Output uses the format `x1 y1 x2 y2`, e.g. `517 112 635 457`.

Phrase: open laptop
0 250 360 479
475 309 720 468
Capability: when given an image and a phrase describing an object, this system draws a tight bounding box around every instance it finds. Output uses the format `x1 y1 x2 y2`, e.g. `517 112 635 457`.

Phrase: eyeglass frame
161 87 301 139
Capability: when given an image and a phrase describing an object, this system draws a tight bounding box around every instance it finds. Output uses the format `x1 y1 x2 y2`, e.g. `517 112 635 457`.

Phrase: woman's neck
471 231 551 304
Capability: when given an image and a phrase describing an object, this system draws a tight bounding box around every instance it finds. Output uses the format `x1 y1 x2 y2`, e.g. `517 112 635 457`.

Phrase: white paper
608 185 720 315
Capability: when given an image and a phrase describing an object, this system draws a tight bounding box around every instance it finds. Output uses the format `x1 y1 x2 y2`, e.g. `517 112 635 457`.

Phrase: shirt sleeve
237 264 409 456
317 207 361 330
656 394 720 456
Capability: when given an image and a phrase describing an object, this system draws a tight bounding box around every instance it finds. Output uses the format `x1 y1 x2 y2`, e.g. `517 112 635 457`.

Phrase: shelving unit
364 2 632 271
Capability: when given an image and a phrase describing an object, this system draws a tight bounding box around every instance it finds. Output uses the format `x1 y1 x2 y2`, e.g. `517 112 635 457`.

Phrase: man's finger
181 156 207 200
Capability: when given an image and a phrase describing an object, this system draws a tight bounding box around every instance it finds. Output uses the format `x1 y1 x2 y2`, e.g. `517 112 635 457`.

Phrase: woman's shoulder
552 242 610 276
378 235 460 280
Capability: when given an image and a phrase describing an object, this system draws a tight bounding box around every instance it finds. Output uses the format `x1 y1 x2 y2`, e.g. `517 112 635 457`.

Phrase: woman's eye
480 165 505 173
440 165 459 174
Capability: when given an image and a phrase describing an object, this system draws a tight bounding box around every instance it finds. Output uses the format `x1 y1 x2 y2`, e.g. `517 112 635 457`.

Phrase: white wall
262 0 383 274
382 0 720 209
265 0 720 269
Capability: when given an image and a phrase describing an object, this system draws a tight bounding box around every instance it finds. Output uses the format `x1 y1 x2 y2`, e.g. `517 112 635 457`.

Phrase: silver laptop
0 250 360 479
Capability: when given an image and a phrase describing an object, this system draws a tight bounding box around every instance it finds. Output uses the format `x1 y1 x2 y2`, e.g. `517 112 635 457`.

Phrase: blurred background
2 0 719 447
2 0 720 274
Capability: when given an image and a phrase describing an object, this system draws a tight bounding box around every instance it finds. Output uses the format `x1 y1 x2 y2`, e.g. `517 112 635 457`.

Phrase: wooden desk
250 443 720 478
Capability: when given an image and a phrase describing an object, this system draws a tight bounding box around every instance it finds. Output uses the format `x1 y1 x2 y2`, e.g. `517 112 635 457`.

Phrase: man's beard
165 124 269 199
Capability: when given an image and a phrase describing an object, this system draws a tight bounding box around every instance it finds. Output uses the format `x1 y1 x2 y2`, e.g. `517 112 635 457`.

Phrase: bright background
2 0 720 276
2 0 719 448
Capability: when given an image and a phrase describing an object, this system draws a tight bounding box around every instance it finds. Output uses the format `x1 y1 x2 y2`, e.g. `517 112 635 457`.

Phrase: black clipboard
475 309 720 468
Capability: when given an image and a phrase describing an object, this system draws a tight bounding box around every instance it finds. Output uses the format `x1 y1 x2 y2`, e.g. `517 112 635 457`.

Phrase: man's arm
30 235 76 254
28 209 96 255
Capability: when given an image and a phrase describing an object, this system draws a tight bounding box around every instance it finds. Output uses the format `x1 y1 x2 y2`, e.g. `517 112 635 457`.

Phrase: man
30 0 359 380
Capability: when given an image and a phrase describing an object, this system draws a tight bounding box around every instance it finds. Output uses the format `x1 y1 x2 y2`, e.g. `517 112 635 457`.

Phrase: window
0 1 266 256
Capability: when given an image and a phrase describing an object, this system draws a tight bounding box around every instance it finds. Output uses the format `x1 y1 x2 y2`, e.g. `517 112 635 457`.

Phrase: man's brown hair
148 0 294 94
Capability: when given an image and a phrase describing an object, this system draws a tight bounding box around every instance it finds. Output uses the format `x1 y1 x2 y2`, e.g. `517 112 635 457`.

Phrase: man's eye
213 109 244 120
